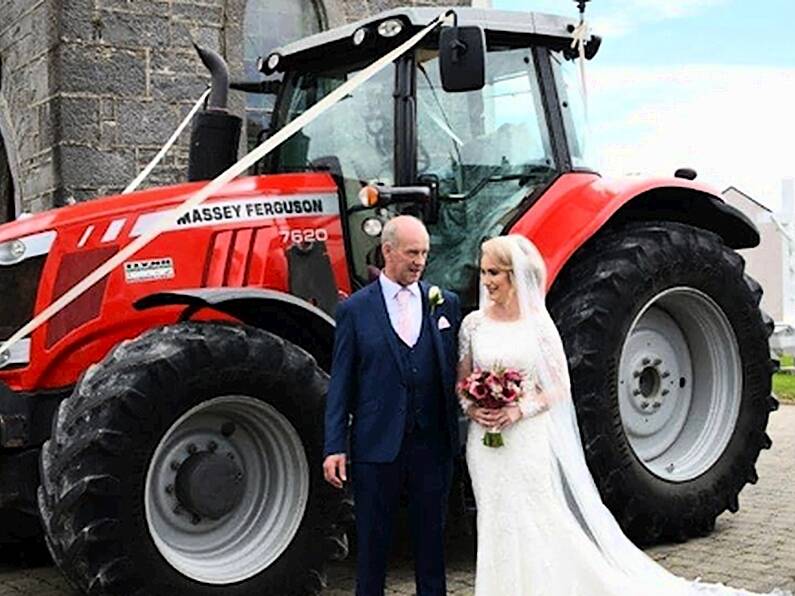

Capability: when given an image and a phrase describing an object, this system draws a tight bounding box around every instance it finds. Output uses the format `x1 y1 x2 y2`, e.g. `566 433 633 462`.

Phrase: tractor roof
268 7 594 69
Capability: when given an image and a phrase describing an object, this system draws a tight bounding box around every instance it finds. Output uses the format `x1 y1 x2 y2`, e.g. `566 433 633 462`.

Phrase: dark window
0 134 13 223
243 0 324 150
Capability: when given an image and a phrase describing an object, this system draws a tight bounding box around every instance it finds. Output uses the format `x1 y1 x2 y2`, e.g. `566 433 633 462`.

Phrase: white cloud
587 64 795 210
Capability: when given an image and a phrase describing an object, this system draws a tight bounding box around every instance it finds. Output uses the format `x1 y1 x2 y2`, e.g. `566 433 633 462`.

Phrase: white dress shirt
379 273 422 347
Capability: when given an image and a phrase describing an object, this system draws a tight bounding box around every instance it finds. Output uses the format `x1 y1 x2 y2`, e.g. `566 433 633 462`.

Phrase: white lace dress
459 310 792 596
460 311 654 596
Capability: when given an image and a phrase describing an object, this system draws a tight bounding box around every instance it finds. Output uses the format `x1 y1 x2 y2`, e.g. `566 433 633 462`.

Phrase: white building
722 179 795 353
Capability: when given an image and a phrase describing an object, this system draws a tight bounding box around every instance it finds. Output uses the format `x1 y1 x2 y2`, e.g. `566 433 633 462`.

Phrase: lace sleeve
518 371 548 418
456 312 478 413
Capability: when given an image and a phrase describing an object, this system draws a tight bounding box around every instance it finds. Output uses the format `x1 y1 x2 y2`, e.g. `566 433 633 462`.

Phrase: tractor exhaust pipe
187 45 242 182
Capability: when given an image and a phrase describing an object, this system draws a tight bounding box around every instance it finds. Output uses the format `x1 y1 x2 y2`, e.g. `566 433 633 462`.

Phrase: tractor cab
258 8 599 304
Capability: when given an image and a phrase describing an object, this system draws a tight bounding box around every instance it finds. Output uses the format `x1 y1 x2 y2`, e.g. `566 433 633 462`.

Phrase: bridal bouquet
457 367 524 448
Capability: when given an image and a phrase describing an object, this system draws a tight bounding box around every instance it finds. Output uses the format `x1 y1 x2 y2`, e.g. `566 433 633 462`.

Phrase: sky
492 0 795 211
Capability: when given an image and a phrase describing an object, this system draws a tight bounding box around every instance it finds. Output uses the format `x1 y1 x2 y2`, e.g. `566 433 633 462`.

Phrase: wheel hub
618 287 742 482
175 452 245 521
145 395 310 585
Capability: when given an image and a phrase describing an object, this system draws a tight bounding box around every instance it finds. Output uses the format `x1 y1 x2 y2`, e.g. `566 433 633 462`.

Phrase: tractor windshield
418 46 557 304
266 42 561 300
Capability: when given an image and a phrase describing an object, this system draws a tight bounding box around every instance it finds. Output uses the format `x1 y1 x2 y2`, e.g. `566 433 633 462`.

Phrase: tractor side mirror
439 25 485 93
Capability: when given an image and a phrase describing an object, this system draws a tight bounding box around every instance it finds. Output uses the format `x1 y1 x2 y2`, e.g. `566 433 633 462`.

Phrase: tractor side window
551 51 592 169
416 47 556 306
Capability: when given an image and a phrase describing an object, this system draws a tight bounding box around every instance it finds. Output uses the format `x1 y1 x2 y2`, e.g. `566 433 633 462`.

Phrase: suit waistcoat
394 312 444 435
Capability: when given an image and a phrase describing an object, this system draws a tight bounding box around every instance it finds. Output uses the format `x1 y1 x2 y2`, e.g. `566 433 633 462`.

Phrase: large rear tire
548 221 777 544
38 322 347 595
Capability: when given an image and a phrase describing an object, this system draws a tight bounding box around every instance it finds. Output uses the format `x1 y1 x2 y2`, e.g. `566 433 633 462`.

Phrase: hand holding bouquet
457 367 524 447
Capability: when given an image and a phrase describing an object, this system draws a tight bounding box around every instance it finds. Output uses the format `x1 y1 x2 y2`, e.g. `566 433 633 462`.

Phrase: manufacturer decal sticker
130 193 339 237
124 258 175 283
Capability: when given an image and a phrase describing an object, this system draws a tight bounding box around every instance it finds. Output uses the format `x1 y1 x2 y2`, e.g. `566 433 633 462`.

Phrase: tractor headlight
0 230 57 266
377 19 403 38
352 27 368 46
0 239 26 265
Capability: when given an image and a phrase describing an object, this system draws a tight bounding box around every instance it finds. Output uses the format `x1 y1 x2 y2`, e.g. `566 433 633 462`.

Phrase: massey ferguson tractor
0 6 777 595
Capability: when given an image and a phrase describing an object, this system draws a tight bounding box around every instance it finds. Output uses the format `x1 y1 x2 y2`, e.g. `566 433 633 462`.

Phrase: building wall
0 0 58 216
0 0 466 217
722 187 786 322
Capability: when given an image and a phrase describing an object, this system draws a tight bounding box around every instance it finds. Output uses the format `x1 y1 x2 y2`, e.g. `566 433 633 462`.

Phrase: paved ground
3 406 794 595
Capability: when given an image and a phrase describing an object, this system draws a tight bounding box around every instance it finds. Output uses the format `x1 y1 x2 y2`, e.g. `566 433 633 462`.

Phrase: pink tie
395 288 413 346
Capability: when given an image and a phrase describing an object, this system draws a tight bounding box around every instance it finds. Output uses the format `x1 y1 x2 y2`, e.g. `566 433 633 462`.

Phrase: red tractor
0 7 776 595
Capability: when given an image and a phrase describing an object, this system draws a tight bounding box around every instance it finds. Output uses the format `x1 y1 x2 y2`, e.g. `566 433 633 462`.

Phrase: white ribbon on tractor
0 12 451 359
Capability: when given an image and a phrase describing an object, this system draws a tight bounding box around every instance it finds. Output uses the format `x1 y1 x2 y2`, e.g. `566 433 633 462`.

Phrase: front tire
38 322 346 595
548 221 777 544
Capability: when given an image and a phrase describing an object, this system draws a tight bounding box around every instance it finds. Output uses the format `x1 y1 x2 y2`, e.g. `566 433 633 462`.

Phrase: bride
457 234 790 596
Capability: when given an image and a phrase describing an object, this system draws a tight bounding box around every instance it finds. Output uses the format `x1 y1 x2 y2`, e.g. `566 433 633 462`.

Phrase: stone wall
0 0 466 216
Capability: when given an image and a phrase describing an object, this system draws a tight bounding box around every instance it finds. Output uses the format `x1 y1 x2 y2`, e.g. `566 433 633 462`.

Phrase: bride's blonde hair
481 235 547 293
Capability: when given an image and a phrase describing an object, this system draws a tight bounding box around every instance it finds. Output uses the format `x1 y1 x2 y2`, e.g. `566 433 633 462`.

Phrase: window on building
244 0 324 150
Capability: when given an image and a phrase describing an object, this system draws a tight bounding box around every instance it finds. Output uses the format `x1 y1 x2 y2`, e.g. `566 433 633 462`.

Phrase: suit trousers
352 429 454 596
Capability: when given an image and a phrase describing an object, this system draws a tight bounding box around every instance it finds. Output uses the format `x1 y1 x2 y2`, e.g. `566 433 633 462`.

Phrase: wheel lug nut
173 505 183 516
191 514 201 525
187 443 198 455
641 401 649 409
661 389 669 396
642 358 650 365
221 422 236 437
170 460 180 471
208 441 218 452
653 358 662 365
227 452 235 460
652 402 662 409
632 389 641 396
633 370 641 378
662 371 671 378
165 484 174 495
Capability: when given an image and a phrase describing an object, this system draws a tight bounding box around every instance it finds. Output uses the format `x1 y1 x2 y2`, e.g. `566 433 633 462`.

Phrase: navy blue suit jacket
324 279 462 463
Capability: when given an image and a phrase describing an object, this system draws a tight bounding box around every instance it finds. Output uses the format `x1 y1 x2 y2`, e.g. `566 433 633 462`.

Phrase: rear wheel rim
145 395 309 584
618 287 742 482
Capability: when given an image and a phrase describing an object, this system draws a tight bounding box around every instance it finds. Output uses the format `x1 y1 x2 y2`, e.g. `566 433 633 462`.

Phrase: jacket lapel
421 282 450 389
370 281 407 379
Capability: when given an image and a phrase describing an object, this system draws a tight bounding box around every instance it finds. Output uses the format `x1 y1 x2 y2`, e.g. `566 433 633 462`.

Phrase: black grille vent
0 255 46 340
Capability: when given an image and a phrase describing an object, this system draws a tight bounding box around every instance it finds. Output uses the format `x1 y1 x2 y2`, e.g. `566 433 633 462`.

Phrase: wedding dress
457 236 791 596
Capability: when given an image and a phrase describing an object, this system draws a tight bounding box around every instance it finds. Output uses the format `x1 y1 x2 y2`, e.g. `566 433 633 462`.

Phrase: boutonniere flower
428 285 444 313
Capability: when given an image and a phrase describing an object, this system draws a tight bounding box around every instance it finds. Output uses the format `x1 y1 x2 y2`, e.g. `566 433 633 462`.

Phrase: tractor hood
0 173 339 246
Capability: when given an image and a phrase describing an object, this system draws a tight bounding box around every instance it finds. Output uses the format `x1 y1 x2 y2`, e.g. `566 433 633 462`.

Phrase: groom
323 215 461 596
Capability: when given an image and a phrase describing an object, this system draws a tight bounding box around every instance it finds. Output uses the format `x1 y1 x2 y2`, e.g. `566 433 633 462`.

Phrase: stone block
150 71 209 103
54 96 101 145
116 99 178 145
169 21 222 51
171 3 224 24
57 144 136 188
57 43 147 97
98 0 170 15
22 152 57 196
58 0 100 43
100 120 118 146
94 9 170 48
150 47 204 75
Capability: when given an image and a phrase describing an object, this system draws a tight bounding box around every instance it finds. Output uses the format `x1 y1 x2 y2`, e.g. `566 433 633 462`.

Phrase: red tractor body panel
510 172 725 288
0 173 349 392
0 169 730 393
